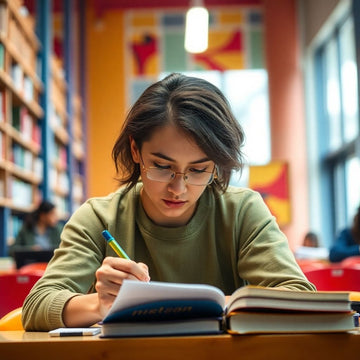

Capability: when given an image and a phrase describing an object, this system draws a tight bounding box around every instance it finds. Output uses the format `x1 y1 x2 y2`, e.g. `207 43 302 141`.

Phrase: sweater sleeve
22 201 107 331
236 191 316 292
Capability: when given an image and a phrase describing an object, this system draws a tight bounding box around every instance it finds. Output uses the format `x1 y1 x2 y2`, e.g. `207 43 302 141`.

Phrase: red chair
304 266 360 291
296 259 329 273
341 256 360 270
18 262 48 276
0 273 41 318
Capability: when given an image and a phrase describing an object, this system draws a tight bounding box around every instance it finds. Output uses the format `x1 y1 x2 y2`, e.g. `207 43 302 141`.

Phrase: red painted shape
130 34 157 75
193 30 242 71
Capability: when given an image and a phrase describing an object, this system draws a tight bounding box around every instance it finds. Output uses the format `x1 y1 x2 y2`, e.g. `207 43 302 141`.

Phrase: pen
49 328 101 337
101 230 130 260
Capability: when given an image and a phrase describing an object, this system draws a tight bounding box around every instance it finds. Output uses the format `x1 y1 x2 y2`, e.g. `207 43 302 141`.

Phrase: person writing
9 200 62 256
22 73 315 331
329 206 360 262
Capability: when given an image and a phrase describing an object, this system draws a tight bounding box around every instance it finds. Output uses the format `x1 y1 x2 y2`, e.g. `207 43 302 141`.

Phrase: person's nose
167 173 187 195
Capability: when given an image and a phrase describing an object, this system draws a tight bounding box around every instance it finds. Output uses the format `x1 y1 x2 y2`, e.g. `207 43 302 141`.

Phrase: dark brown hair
112 73 245 193
24 201 56 230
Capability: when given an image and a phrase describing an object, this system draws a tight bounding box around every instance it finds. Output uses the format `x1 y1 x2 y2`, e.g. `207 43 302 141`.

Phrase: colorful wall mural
249 162 291 226
124 6 264 105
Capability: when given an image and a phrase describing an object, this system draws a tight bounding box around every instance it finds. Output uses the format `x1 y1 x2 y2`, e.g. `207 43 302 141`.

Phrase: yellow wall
85 7 126 197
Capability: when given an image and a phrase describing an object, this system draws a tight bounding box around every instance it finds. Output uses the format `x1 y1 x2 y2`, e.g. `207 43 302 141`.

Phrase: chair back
18 262 48 276
341 256 360 269
0 273 41 318
304 266 360 291
296 259 328 273
0 307 23 330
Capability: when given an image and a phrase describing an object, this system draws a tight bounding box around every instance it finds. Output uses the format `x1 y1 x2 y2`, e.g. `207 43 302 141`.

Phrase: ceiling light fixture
184 0 209 54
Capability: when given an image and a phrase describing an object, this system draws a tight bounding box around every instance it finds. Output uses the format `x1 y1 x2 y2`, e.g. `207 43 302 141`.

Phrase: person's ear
129 136 140 163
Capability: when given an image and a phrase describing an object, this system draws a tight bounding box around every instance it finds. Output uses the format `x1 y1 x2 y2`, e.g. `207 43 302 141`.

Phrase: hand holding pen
100 229 150 282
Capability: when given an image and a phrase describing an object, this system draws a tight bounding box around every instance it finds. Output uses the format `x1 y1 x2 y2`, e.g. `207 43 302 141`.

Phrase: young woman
22 73 315 331
9 200 62 255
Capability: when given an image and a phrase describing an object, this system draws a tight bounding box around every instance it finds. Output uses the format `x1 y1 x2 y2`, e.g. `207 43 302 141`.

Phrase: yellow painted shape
249 162 285 187
131 13 157 27
218 11 244 25
266 197 291 226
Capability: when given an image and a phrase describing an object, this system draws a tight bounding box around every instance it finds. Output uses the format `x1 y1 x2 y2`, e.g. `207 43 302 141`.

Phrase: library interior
1 0 360 356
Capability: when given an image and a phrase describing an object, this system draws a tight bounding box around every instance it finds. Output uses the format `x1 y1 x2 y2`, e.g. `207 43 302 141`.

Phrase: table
0 331 360 360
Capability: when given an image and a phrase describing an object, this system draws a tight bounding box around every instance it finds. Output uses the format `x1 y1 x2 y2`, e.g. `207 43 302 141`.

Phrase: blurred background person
302 232 319 248
295 231 329 261
9 200 63 256
329 206 360 263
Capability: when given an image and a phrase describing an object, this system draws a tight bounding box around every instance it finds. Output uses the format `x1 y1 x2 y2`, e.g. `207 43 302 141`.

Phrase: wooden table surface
1 330 360 360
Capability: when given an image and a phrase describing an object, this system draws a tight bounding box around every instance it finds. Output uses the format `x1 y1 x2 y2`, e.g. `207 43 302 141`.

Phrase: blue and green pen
101 230 130 260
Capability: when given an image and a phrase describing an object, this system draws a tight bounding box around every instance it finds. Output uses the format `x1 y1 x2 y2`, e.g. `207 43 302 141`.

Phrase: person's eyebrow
150 152 210 164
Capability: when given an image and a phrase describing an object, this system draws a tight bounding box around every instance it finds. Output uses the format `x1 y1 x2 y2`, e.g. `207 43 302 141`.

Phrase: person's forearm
63 293 102 327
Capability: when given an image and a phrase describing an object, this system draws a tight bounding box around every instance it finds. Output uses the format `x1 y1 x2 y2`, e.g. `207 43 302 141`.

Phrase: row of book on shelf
0 92 41 141
0 171 35 206
76 280 360 338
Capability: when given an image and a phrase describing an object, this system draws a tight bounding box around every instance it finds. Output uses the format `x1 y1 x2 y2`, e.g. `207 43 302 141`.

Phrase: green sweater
22 184 315 330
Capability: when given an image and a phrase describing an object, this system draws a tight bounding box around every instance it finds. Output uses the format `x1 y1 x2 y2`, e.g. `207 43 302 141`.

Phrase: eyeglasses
140 155 216 186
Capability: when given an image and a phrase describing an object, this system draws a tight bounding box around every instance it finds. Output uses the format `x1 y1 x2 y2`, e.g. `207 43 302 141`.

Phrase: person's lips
163 199 187 208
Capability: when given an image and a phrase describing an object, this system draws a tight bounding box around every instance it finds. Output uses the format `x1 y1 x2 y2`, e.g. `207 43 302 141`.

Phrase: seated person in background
9 200 63 256
329 206 360 263
295 231 329 260
303 232 319 247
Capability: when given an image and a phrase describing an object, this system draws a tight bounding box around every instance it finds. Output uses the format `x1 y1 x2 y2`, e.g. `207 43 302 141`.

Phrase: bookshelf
0 0 87 256
71 94 86 211
49 55 70 219
0 0 44 253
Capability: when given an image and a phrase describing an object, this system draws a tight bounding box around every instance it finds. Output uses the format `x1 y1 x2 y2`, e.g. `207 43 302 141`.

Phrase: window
309 10 360 245
160 70 270 187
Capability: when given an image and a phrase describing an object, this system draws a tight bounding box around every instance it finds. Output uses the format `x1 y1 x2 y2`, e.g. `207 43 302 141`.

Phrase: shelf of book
0 0 43 247
70 94 85 210
0 0 87 256
49 56 70 219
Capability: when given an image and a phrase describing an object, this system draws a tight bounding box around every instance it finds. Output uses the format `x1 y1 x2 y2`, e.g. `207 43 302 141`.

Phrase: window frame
308 1 360 247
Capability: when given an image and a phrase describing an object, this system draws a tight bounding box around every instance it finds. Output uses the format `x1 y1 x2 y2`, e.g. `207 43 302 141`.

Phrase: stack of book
225 285 354 334
100 280 356 337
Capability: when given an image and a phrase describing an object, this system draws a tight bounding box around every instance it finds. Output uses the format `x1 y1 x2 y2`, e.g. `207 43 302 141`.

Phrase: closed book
101 317 224 337
226 286 352 313
226 311 356 334
227 296 350 312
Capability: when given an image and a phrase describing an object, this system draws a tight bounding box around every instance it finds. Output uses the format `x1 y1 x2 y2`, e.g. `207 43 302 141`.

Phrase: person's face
303 237 313 247
41 209 58 227
130 124 215 227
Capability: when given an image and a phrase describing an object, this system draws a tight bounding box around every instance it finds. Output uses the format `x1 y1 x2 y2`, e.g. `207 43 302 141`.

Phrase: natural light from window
160 70 270 187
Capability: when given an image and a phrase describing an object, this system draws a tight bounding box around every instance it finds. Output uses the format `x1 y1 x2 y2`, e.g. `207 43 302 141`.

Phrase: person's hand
95 257 150 317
